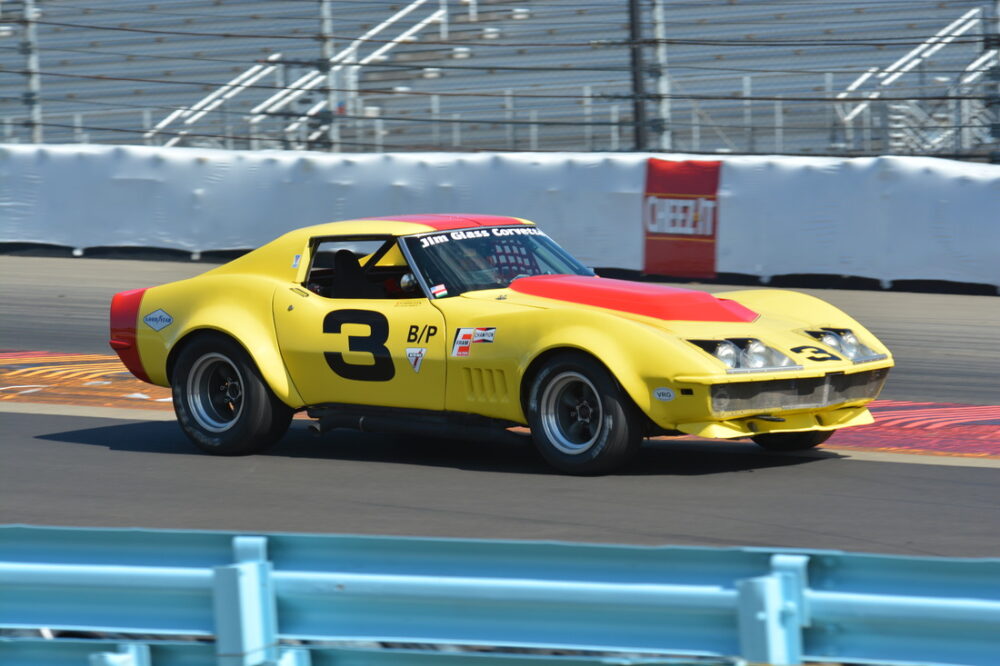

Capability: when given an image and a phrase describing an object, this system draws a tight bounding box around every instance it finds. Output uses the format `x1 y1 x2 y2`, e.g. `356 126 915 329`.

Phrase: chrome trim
395 237 436 300
726 365 804 375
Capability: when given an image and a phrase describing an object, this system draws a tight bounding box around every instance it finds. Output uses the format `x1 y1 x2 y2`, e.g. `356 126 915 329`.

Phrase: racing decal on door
407 324 438 344
451 327 496 357
323 309 395 381
406 347 426 373
643 159 722 279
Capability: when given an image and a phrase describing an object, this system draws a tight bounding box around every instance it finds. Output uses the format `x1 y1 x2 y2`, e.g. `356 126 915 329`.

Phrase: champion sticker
431 284 448 298
472 327 496 343
451 327 496 357
653 387 676 402
291 254 301 269
143 309 174 331
406 347 426 373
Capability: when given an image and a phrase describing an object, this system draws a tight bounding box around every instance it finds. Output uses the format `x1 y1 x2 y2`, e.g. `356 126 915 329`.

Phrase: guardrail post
737 554 809 665
277 648 312 666
88 644 152 666
213 536 278 666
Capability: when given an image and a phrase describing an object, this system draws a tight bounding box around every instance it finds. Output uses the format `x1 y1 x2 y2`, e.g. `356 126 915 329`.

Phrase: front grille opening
710 368 889 415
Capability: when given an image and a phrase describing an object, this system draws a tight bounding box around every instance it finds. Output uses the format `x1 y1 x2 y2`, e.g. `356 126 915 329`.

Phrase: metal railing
2 526 999 666
835 7 999 155
143 0 452 151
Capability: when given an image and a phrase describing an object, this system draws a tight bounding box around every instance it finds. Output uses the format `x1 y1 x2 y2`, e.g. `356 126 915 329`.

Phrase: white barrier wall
1 144 998 288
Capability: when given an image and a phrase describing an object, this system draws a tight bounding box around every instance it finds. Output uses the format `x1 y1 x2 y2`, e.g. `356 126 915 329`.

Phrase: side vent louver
462 367 510 403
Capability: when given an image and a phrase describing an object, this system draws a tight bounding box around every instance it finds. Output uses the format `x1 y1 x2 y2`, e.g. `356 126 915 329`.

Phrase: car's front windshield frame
399 225 594 299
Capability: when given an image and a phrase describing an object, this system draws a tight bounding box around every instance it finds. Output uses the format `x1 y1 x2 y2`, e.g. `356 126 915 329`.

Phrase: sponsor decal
430 284 448 298
643 159 722 279
451 327 496 357
472 327 496 343
407 324 438 344
406 347 426 373
143 309 174 332
291 254 301 268
653 387 676 402
419 227 541 248
452 328 474 357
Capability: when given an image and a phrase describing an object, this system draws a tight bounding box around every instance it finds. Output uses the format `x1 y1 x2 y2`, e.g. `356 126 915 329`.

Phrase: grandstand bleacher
0 0 996 157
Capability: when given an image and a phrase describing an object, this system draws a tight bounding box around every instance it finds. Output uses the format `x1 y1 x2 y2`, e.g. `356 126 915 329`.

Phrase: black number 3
790 345 842 362
323 309 395 381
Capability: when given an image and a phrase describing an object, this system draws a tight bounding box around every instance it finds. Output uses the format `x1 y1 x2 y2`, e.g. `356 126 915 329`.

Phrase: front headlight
807 328 885 363
714 340 741 368
691 338 799 373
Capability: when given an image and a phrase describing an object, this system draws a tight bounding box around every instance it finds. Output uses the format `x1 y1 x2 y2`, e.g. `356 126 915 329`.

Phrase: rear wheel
751 429 833 451
172 336 293 455
527 353 642 475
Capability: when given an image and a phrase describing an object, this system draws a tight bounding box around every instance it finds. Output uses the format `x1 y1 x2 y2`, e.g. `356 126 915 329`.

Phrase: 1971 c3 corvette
110 214 892 474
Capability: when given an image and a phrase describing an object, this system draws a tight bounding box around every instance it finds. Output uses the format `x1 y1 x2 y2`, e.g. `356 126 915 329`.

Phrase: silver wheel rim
186 352 244 433
539 371 604 455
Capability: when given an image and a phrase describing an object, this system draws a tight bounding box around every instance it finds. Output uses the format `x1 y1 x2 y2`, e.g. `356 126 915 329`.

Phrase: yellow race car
110 214 892 474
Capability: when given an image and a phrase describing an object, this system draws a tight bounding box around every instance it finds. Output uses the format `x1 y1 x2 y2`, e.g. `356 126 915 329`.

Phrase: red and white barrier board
643 158 721 279
0 144 997 288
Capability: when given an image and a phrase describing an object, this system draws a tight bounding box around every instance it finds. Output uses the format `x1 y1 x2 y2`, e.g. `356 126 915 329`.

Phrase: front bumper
646 366 890 440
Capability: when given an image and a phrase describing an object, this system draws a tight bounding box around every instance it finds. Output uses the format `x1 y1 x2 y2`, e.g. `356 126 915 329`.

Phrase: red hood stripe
510 275 758 323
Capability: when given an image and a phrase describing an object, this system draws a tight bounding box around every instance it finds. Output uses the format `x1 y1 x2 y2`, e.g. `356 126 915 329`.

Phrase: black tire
172 335 293 455
526 353 642 475
751 429 833 451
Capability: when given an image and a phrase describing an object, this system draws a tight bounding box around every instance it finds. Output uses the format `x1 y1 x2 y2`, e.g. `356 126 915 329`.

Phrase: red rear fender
109 288 151 383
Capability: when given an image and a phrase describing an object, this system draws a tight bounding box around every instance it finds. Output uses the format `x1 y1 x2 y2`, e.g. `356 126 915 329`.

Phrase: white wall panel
1 144 997 287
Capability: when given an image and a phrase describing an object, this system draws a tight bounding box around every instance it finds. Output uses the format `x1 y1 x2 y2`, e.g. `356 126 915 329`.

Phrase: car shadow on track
36 419 846 476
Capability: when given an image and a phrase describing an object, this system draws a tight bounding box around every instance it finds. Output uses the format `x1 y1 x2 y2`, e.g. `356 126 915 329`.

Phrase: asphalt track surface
2 255 999 557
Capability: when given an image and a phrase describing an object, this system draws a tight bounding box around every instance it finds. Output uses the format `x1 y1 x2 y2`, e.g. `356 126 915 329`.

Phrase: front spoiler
675 405 873 439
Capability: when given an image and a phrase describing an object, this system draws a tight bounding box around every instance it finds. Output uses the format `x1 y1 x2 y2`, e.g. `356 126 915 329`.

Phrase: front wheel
172 336 293 455
527 353 642 475
751 429 833 451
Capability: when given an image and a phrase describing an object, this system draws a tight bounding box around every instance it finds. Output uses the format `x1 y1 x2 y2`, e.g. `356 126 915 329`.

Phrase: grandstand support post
73 114 86 144
610 105 621 151
504 89 515 149
375 118 385 152
529 110 538 150
583 86 594 151
651 0 672 151
222 99 234 150
451 113 461 147
774 97 783 153
627 0 648 151
431 95 441 147
438 0 448 40
691 108 700 151
320 0 340 152
862 104 873 152
743 76 754 153
825 72 838 149
22 0 42 143
142 110 153 146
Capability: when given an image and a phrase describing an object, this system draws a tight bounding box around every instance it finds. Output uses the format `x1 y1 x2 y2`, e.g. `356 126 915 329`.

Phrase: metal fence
2 526 1000 666
1 1 999 158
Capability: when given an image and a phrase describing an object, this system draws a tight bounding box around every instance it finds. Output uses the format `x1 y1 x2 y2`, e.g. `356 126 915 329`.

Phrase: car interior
305 238 421 300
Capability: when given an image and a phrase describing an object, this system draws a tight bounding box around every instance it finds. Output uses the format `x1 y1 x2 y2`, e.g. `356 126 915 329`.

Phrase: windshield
403 226 594 298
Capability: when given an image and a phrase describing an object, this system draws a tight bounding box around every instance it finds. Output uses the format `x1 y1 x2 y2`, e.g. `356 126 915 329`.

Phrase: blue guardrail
1 526 998 666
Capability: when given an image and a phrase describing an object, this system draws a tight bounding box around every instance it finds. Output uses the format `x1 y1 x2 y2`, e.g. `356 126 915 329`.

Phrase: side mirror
400 272 418 292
